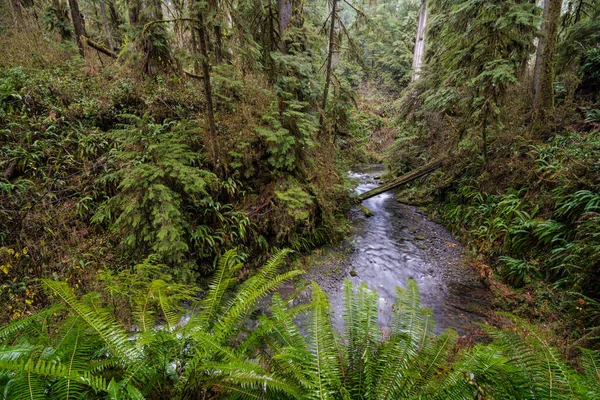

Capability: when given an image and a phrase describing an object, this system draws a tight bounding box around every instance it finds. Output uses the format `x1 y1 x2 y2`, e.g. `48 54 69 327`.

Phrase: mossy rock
359 205 375 217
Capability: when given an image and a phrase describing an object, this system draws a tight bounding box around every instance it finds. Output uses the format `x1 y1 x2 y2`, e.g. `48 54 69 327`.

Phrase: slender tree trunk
52 0 72 40
107 0 120 27
481 106 488 165
191 26 200 75
99 0 115 52
411 0 427 81
278 0 292 52
214 24 224 64
532 0 561 131
195 1 219 167
129 0 140 25
11 0 23 26
68 0 86 57
320 0 337 131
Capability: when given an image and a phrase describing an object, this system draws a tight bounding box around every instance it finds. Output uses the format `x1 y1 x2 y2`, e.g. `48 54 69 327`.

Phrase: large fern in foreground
0 249 302 399
2 253 600 399
198 279 600 400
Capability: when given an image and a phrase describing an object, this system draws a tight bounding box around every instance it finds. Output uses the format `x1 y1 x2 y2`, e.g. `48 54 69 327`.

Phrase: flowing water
299 164 490 335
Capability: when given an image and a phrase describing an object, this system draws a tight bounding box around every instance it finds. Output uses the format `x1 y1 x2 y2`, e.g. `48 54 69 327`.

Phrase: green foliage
0 67 26 116
0 249 302 399
412 0 539 161
201 279 600 399
91 115 251 277
275 180 315 221
3 250 600 399
498 256 539 286
258 112 298 170
442 129 600 325
345 0 419 92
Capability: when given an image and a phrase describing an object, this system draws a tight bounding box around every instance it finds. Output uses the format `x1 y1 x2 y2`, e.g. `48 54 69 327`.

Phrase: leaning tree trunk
99 0 115 52
195 1 219 168
532 0 561 132
411 0 427 82
68 0 86 57
320 0 337 131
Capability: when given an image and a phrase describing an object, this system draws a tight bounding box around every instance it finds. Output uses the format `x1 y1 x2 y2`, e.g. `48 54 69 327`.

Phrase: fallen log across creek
356 158 444 202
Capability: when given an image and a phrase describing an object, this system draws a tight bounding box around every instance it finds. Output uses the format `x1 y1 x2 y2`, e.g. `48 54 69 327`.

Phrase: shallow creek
268 164 490 335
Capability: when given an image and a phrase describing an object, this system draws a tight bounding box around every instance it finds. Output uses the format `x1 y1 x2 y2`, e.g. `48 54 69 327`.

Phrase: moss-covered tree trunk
68 0 86 57
411 0 427 82
532 0 561 134
278 0 292 53
52 0 72 40
99 0 115 52
195 0 219 168
320 0 337 132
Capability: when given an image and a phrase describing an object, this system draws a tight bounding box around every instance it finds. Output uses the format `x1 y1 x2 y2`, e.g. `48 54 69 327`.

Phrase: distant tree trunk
107 0 120 26
411 0 427 82
6 0 18 25
190 25 200 75
278 0 292 52
99 0 115 52
320 0 337 131
195 1 219 167
214 24 224 64
532 0 561 131
51 0 72 40
129 0 140 25
68 0 86 57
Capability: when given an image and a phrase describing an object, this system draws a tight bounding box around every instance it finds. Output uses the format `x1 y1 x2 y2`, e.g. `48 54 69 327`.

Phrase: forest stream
284 164 491 335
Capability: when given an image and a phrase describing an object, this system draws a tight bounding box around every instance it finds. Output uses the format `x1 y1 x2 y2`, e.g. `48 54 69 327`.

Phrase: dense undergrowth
0 28 355 321
382 0 600 350
2 0 600 397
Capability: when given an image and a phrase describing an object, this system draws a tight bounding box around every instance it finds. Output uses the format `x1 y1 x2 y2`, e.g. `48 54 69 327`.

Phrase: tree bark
99 0 115 52
129 0 140 25
195 1 219 168
278 0 292 52
320 0 337 131
357 159 443 202
68 0 86 57
214 24 224 64
532 0 561 130
51 0 72 40
411 0 427 82
84 37 117 58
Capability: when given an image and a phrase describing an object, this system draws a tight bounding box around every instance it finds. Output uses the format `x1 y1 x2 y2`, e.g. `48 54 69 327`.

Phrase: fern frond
342 280 380 397
43 280 142 365
482 313 580 399
214 269 304 341
374 279 435 400
202 360 301 398
0 305 61 343
192 249 243 330
307 283 342 399
0 358 108 394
